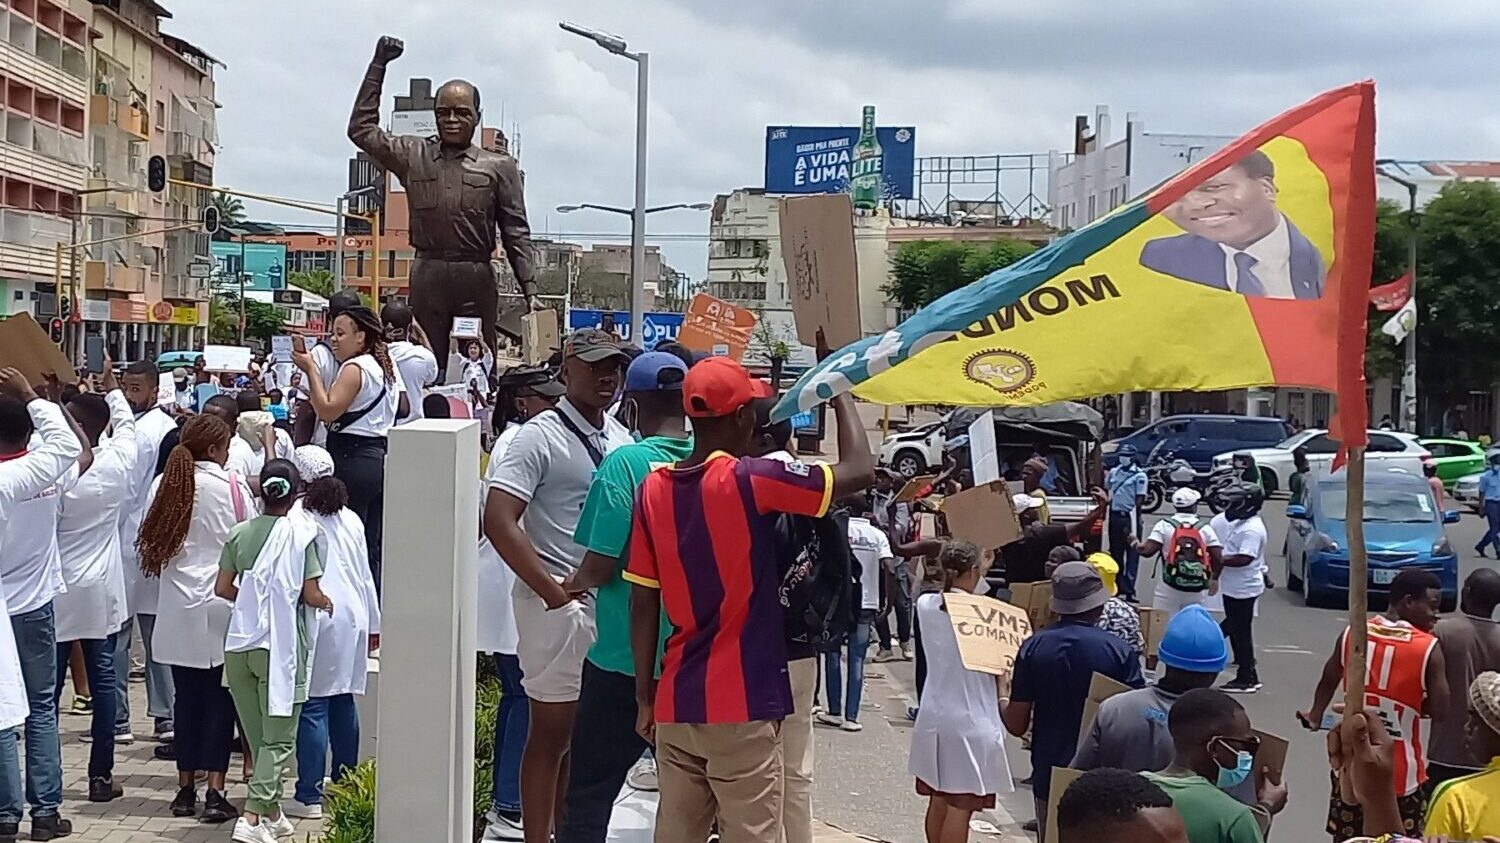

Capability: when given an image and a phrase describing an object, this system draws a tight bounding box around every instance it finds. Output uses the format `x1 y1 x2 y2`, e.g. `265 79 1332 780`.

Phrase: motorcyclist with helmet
1208 480 1270 694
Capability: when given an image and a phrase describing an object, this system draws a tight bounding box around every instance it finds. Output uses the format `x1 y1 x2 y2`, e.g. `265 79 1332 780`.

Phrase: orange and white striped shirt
1340 616 1437 796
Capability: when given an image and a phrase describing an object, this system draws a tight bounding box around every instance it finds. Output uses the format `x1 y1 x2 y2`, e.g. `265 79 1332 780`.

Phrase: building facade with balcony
0 0 90 323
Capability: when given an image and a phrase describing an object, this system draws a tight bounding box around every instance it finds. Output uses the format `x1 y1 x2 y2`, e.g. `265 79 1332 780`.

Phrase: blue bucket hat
1157 605 1229 673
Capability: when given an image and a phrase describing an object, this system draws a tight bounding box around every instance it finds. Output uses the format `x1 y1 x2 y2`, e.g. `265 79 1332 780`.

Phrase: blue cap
1118 444 1138 459
625 352 688 393
1156 605 1229 673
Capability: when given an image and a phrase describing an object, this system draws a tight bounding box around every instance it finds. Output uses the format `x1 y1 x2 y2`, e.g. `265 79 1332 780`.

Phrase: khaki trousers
781 658 817 843
655 720 783 843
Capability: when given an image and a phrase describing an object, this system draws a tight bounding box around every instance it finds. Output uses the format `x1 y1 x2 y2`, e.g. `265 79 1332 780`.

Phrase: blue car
1102 414 1291 472
1285 472 1459 610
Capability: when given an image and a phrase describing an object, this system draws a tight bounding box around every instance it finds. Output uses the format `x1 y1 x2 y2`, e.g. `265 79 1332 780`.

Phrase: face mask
1120 456 1133 467
1212 740 1253 790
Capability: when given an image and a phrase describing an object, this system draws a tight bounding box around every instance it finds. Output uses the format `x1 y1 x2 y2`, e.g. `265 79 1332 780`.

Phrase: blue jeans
54 634 117 779
294 694 360 806
114 614 174 735
1109 509 1141 599
491 654 528 814
1479 501 1500 555
823 609 876 722
0 730 18 824
3 603 61 819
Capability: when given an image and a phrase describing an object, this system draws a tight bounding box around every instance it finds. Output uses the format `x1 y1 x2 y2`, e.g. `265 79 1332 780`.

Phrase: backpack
1163 519 1212 593
775 510 859 651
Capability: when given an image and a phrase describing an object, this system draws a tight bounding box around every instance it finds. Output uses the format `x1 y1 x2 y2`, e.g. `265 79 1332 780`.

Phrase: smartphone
84 336 105 374
291 334 307 355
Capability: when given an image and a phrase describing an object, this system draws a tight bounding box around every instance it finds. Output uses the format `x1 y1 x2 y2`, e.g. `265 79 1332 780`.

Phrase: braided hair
936 539 983 593
336 306 396 383
137 414 231 577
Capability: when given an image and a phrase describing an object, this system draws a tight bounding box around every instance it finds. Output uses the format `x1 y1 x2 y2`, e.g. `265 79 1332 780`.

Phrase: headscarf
293 445 335 481
1471 671 1500 737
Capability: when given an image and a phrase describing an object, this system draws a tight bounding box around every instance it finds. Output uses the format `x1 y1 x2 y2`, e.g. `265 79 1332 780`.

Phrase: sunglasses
1213 735 1262 755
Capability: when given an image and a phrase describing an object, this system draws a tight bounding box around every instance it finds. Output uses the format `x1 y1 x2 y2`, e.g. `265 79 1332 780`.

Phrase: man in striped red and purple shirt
625 353 874 843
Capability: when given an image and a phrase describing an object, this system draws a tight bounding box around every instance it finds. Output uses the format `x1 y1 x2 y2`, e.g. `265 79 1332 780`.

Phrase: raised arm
347 36 416 178
494 157 537 303
0 369 84 506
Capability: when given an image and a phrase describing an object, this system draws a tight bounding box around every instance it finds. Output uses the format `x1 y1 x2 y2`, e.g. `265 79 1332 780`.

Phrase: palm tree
209 192 246 240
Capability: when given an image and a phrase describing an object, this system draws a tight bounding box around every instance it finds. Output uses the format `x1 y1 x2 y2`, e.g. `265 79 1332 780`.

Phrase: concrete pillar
1148 391 1163 423
376 419 480 843
1120 392 1135 429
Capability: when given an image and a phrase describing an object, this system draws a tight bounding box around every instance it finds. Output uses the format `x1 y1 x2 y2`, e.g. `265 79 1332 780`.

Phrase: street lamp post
560 21 650 345
1377 161 1419 434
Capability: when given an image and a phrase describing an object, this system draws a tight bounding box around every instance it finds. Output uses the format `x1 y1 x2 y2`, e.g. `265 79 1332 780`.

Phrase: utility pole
1377 162 1420 434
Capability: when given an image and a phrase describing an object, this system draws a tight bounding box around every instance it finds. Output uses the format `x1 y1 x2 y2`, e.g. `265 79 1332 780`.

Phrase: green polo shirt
574 434 692 677
1144 772 1263 843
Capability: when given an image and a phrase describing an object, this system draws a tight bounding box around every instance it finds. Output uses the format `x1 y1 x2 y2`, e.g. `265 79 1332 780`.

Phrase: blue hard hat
1156 605 1229 673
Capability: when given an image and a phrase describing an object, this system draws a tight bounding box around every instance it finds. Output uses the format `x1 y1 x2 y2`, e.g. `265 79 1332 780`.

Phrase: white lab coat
55 390 137 642
295 502 380 697
113 406 180 617
225 511 318 716
0 400 84 729
476 425 520 655
147 461 252 669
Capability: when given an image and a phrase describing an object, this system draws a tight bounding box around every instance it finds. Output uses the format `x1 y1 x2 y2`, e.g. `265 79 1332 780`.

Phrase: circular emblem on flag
964 349 1035 395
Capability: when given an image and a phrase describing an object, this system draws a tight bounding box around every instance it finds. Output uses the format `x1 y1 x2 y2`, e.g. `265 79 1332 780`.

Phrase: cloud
166 0 1500 283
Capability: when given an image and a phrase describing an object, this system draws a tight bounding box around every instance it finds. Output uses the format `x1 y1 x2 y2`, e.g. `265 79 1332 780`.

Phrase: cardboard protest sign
1078 672 1133 744
270 335 294 364
1253 729 1289 790
450 316 482 339
915 512 940 542
1046 767 1084 843
942 592 1031 676
521 309 558 365
893 474 936 504
156 372 176 408
968 410 999 485
0 313 74 385
677 293 756 361
942 481 1021 550
1007 581 1056 633
778 194 861 348
201 344 252 373
1138 606 1170 660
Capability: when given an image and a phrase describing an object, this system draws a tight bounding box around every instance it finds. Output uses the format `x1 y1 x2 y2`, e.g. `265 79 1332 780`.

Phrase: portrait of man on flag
1140 149 1328 300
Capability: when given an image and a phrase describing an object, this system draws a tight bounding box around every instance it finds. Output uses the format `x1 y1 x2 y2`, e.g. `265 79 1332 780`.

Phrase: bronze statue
348 35 538 368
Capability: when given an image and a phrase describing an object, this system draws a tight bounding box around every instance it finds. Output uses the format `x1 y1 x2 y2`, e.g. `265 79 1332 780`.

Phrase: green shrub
319 658 504 843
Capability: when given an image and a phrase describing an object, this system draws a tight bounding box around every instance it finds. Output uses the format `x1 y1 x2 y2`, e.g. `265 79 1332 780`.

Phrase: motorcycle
1142 444 1210 513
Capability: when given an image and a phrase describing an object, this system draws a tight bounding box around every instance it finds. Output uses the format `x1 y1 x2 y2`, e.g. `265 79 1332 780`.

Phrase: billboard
568 309 684 348
210 241 287 292
765 124 916 199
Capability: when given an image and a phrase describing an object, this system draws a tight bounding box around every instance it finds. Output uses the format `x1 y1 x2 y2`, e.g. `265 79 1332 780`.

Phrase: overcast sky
167 0 1500 281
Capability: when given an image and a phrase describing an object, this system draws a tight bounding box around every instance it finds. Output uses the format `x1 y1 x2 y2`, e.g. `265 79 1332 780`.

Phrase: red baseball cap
682 357 773 418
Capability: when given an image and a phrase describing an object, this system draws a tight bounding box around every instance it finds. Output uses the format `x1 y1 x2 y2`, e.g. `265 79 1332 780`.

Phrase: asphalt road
812 496 1497 842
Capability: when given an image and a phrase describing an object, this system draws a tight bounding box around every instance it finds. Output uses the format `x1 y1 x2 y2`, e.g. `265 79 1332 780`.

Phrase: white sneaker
871 649 896 663
282 800 323 820
901 642 915 660
626 755 659 792
840 720 863 732
815 712 843 727
230 816 279 843
481 809 525 841
267 812 295 839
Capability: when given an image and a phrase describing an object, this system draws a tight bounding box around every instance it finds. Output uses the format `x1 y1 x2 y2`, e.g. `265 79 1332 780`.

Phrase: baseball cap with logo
1050 560 1110 615
682 357 773 418
625 352 688 393
563 328 630 364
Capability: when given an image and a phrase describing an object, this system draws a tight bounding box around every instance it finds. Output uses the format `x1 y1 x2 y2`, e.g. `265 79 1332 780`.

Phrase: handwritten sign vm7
777 194 862 348
943 592 1032 676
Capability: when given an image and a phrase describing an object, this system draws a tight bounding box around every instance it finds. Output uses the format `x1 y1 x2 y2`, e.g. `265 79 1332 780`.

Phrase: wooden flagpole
1343 446 1368 716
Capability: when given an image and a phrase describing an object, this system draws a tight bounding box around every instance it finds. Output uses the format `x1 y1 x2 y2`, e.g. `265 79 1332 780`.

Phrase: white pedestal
374 420 480 843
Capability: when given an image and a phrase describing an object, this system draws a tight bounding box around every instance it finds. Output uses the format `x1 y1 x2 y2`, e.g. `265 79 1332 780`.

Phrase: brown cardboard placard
893 474 936 504
1008 581 1056 633
677 293 757 361
521 308 559 365
1253 729 1289 789
915 512 940 542
942 480 1022 550
942 592 1031 676
0 313 74 386
777 194 862 348
1138 606 1170 659
1046 767 1084 843
1078 672 1133 744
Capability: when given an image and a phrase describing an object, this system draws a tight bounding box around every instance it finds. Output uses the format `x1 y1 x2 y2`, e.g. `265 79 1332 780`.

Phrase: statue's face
434 83 478 147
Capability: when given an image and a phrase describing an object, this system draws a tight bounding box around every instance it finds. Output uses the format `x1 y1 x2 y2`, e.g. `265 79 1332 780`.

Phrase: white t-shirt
1146 513 1222 549
0 463 77 617
335 355 400 438
1208 513 1268 600
477 425 522 655
389 341 439 425
488 398 632 579
847 516 894 611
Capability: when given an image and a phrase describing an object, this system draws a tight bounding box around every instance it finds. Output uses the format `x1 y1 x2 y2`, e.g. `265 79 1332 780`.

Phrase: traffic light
147 155 167 192
202 204 220 235
48 318 64 345
58 295 71 324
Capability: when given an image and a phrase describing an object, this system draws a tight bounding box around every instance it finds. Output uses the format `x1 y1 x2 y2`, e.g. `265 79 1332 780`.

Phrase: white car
1212 429 1432 494
878 421 946 478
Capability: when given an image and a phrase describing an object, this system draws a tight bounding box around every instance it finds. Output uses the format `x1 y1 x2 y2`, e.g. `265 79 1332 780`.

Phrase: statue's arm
347 40 412 178
496 157 536 297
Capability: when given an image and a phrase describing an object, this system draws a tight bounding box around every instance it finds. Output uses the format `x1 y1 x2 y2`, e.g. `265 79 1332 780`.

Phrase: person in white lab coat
381 301 439 425
112 360 182 748
0 368 83 842
135 413 252 825
54 365 136 806
283 444 380 821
